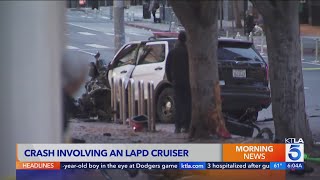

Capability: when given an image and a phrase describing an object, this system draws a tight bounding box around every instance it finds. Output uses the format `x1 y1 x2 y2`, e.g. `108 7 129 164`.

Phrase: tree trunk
187 25 223 138
233 0 243 28
251 1 313 150
114 0 125 52
169 1 230 139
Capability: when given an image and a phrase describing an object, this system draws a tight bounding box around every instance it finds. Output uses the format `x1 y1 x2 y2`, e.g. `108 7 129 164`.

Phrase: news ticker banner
16 162 304 171
16 139 304 171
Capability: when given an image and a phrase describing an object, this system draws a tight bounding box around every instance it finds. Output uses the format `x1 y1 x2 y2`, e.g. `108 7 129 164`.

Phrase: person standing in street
166 31 191 133
149 0 160 23
245 9 255 35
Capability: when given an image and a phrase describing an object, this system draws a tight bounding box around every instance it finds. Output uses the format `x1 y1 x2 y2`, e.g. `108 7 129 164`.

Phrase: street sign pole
114 0 126 52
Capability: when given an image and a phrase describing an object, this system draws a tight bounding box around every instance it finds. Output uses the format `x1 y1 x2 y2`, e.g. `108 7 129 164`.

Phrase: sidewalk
301 24 320 37
73 6 320 37
74 6 319 57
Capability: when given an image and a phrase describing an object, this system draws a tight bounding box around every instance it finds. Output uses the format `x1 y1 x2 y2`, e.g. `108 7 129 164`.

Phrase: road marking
66 45 79 50
105 32 114 36
78 50 95 56
101 16 110 20
302 67 320 70
67 23 99 32
127 32 146 36
302 61 320 66
85 44 110 49
78 32 96 36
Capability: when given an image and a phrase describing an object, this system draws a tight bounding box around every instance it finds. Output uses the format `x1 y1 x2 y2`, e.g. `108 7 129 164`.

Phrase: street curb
125 22 169 32
69 8 86 12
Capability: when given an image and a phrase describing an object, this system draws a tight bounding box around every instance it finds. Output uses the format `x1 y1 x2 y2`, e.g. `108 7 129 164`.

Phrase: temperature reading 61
273 163 283 168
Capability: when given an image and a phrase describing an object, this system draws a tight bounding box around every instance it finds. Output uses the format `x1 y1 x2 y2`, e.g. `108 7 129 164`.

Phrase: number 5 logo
288 145 301 161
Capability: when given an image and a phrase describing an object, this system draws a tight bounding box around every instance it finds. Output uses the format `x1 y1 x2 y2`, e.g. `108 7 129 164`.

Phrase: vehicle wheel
157 88 175 123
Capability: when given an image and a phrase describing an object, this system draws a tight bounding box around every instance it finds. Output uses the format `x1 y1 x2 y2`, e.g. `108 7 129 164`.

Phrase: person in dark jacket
166 31 191 133
245 9 255 35
149 0 160 23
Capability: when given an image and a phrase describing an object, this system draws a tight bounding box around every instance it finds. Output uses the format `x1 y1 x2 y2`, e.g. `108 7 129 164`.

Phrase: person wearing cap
166 31 191 133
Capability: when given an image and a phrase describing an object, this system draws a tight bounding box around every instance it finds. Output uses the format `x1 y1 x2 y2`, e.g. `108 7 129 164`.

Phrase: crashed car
106 37 271 123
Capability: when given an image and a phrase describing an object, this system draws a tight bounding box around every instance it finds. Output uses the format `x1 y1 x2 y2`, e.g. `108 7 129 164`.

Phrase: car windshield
218 42 263 62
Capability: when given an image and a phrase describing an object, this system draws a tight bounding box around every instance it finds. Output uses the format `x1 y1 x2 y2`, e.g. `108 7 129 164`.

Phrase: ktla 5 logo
285 138 304 162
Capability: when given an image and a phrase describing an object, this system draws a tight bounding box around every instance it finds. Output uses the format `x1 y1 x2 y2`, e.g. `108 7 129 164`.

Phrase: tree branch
169 0 198 30
252 0 299 24
277 0 300 17
197 1 218 27
250 0 276 19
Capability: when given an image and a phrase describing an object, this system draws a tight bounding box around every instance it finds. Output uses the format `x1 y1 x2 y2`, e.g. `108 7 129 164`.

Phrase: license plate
232 69 246 78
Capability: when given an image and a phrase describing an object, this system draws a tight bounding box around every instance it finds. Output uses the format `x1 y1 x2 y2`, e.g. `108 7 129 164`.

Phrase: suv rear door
218 41 268 88
131 41 169 99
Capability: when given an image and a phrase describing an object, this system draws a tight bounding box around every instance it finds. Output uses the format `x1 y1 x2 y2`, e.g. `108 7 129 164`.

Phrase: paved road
65 10 152 60
65 10 153 98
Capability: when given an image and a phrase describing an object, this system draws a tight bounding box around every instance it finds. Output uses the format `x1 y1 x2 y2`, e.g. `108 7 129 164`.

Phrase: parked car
106 37 271 123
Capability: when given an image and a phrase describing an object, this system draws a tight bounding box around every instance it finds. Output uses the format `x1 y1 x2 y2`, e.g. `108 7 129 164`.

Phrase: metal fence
110 77 156 132
225 30 320 62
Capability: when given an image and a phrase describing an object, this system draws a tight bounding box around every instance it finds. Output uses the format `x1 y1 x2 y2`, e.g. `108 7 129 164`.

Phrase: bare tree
233 0 243 28
169 0 230 139
251 0 313 150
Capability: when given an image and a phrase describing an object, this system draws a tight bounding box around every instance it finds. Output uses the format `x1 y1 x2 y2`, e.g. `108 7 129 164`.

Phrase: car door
108 42 139 86
131 41 169 99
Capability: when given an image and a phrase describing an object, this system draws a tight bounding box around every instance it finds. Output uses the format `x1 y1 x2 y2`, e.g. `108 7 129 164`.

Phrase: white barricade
111 77 156 131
